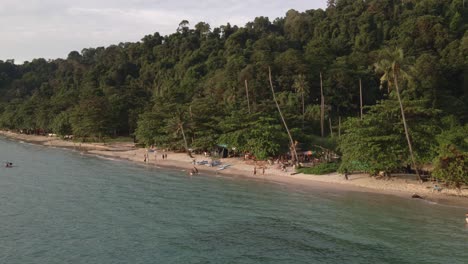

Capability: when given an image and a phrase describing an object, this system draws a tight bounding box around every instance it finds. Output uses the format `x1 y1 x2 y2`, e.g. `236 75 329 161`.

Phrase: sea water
0 137 467 264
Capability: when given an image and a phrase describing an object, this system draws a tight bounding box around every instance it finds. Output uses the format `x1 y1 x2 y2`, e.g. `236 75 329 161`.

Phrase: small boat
4 162 13 168
217 164 230 171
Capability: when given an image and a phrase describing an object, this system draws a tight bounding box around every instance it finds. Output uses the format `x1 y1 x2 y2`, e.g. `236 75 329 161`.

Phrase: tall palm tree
269 67 299 164
359 78 363 120
320 72 325 137
374 48 421 181
245 79 251 114
293 74 308 129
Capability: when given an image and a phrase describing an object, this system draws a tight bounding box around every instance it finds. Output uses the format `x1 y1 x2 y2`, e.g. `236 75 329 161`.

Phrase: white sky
0 0 327 64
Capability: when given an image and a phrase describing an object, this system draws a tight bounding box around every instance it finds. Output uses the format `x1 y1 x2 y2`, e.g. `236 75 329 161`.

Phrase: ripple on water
0 138 467 264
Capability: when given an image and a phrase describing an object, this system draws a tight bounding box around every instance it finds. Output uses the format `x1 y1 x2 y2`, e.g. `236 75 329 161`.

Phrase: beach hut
214 144 229 158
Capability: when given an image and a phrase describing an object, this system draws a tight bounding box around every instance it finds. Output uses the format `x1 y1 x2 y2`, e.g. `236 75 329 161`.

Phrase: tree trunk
269 67 299 164
245 79 251 114
329 118 333 138
338 116 341 138
180 123 192 158
301 91 305 129
359 78 363 120
393 71 421 182
320 72 325 137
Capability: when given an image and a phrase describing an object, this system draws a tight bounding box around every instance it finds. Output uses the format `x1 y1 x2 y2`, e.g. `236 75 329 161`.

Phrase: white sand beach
1 130 467 207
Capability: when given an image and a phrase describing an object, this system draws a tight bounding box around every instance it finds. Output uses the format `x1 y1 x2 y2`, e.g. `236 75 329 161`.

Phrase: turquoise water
0 137 467 264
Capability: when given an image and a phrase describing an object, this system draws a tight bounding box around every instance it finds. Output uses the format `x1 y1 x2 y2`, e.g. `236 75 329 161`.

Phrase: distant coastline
1 130 467 208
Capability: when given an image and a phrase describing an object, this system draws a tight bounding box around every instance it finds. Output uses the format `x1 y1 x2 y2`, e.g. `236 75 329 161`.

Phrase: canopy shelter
214 144 229 158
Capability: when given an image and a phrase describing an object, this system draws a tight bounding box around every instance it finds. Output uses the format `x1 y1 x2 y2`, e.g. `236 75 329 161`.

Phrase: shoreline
1 130 468 208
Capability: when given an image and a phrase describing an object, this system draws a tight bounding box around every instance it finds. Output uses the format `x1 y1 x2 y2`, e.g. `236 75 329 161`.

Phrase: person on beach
253 166 257 175
189 167 199 176
143 153 147 163
280 164 286 172
262 167 265 175
344 169 349 180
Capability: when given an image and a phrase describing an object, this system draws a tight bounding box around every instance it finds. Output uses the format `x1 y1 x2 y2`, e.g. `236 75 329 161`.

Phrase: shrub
298 162 339 175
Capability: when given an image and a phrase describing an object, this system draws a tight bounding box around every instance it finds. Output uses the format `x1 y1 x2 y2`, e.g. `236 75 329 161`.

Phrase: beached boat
217 164 230 171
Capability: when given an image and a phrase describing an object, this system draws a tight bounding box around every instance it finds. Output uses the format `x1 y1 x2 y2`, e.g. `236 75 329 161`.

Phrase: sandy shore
1 130 468 208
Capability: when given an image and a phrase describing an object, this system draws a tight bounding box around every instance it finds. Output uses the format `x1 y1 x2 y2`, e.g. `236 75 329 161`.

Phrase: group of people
253 166 266 175
143 151 167 163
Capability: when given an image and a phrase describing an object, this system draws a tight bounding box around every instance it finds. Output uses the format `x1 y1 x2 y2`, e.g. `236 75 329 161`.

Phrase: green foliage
338 99 441 174
432 123 468 188
298 162 339 175
70 97 111 140
135 111 167 147
0 1 465 172
219 113 288 160
51 111 72 136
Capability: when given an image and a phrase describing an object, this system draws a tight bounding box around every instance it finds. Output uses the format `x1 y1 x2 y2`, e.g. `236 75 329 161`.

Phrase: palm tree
167 109 193 158
374 48 421 181
359 78 363 120
269 67 299 164
293 74 308 129
245 79 251 114
320 72 325 137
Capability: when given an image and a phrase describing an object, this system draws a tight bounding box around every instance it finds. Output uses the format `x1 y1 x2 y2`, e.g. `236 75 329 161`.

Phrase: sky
0 0 327 64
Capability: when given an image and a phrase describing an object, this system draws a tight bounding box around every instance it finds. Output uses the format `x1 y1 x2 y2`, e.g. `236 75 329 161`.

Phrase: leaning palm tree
269 67 299 164
293 74 309 129
167 109 193 158
374 48 421 182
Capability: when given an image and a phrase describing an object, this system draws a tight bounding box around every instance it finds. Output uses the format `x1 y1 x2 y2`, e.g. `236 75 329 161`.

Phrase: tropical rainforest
0 0 466 184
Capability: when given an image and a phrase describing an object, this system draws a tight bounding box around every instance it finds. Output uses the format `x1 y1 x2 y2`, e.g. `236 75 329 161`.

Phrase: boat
217 164 230 171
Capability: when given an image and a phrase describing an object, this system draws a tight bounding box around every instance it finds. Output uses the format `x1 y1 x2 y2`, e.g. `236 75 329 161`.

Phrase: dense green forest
0 0 467 183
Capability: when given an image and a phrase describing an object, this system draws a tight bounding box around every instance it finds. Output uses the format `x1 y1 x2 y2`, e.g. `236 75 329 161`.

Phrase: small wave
423 200 438 205
90 154 118 161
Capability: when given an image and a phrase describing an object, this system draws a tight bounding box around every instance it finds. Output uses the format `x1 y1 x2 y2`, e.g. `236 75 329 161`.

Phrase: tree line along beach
0 2 467 207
